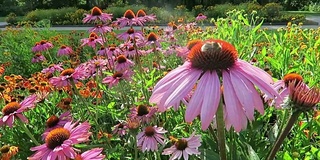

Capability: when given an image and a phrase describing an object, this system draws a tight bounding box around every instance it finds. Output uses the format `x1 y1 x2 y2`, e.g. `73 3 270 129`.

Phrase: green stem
216 99 227 160
20 121 40 146
266 111 302 160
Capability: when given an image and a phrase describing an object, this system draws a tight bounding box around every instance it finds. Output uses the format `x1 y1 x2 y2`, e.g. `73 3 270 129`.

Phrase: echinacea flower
0 94 37 128
149 39 281 131
41 63 64 74
102 70 134 88
114 9 143 28
89 24 113 34
32 53 46 63
32 40 54 52
136 9 156 23
115 55 134 71
42 111 72 139
117 27 145 41
74 148 105 160
28 121 91 160
129 104 157 123
195 13 207 21
162 132 201 160
137 126 167 152
145 32 161 48
49 67 87 88
81 32 104 48
83 6 113 23
0 145 19 160
57 45 73 56
112 122 128 136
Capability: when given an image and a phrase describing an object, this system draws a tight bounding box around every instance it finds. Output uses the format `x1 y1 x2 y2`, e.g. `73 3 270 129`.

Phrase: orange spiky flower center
137 105 149 116
45 128 71 150
124 9 135 19
144 126 155 137
46 115 59 128
136 9 146 17
187 39 202 50
117 55 127 63
2 102 20 115
283 73 303 87
89 32 98 38
112 72 123 78
62 98 72 105
147 32 158 42
91 7 103 16
198 13 204 16
60 68 75 76
175 139 188 150
127 28 135 34
187 40 238 71
40 40 47 45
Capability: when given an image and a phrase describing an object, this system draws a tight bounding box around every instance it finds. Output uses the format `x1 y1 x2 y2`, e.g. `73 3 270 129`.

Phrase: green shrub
204 3 235 18
237 2 263 15
302 2 320 12
65 9 87 25
5 12 18 25
192 5 204 16
261 3 283 19
104 5 147 20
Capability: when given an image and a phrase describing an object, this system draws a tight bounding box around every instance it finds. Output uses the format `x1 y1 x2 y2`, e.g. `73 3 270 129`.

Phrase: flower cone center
45 128 71 150
136 10 146 17
91 7 102 16
0 145 10 153
137 105 149 116
187 40 238 71
46 115 59 128
175 139 188 150
147 32 158 42
144 126 155 137
187 39 202 50
60 68 75 76
2 102 21 115
112 72 123 78
127 28 135 34
124 10 135 19
117 55 127 63
283 73 303 87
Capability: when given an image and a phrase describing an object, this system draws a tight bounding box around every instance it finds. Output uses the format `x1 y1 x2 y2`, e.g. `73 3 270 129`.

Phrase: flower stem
266 110 302 160
216 99 227 160
20 121 40 146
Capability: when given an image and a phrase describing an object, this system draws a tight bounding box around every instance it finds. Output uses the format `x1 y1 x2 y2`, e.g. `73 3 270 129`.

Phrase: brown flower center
124 9 135 19
40 40 47 45
46 115 59 128
147 32 158 42
137 105 149 116
187 40 238 71
116 55 127 63
283 73 303 87
128 46 135 51
45 128 71 150
136 10 146 17
175 139 188 150
91 7 102 16
60 45 67 49
60 68 75 76
144 126 155 137
0 145 10 153
62 98 72 105
89 32 98 38
127 28 135 34
2 102 21 115
112 72 123 78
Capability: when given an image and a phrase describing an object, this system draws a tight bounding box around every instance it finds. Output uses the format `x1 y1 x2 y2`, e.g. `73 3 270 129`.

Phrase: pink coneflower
102 70 134 88
195 13 207 21
74 148 105 160
115 55 134 71
83 6 113 23
41 63 64 74
129 104 157 123
32 53 46 63
149 39 281 131
85 58 110 77
137 126 167 152
81 32 104 48
145 32 161 48
0 94 37 128
42 111 72 140
49 68 87 88
28 121 91 160
117 27 145 41
266 73 304 108
89 24 113 34
114 9 143 28
136 9 156 23
162 132 201 160
32 40 54 52
106 44 122 57
57 45 73 56
112 122 128 136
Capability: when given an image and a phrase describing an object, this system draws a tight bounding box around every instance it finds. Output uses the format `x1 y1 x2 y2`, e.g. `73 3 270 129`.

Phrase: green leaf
283 151 293 160
247 144 260 160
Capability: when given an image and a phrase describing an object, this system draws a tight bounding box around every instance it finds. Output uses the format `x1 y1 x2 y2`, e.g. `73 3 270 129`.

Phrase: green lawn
0 17 6 21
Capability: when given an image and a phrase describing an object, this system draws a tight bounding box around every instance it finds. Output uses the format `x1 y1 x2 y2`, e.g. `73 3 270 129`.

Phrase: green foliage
5 12 19 25
192 5 204 16
302 2 320 12
261 3 283 19
204 3 235 18
104 4 148 20
65 9 87 25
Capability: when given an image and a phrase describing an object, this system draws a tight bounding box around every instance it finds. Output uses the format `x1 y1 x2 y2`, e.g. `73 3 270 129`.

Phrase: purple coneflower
102 70 134 88
42 111 72 140
106 44 122 57
83 6 113 23
81 32 104 48
114 9 143 28
129 104 157 123
115 55 134 71
137 126 167 152
149 39 281 131
136 9 156 23
41 63 64 74
0 94 37 128
57 45 73 56
145 32 161 48
28 121 91 160
117 27 145 41
32 40 54 52
195 13 207 21
112 122 128 137
49 68 87 88
89 24 113 34
162 132 201 160
32 53 46 63
74 148 105 160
